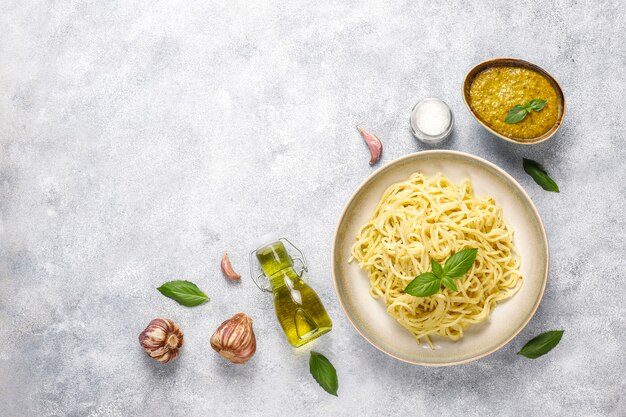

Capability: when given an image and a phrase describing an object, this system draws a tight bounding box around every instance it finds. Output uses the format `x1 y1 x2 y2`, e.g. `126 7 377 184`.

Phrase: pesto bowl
331 151 549 366
463 58 566 145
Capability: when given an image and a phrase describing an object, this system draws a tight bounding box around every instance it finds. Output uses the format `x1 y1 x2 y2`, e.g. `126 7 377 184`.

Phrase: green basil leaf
431 260 443 277
523 158 560 192
518 330 564 359
404 272 441 297
309 351 338 396
442 248 478 278
528 99 547 111
441 276 458 292
505 105 528 124
157 280 209 307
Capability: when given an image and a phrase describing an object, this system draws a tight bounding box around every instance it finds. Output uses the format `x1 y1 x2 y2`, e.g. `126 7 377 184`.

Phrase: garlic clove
139 318 184 364
221 252 241 281
357 127 383 165
210 312 256 364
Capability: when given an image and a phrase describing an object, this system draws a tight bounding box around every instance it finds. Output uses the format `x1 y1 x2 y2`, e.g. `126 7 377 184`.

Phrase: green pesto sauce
469 66 559 140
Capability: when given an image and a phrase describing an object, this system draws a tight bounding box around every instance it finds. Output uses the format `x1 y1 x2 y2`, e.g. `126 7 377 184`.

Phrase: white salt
410 98 454 144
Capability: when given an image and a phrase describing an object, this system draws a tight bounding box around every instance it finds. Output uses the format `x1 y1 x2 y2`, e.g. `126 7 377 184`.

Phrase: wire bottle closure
249 237 308 292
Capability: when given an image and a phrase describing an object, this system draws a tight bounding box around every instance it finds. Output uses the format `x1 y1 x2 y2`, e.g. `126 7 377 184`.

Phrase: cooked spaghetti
350 173 522 346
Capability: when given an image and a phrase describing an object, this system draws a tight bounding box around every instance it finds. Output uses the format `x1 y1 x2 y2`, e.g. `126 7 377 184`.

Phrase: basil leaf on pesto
505 98 547 124
528 99 547 111
505 104 528 124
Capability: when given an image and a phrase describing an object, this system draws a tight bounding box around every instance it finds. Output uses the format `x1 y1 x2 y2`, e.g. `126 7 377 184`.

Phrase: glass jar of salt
410 98 454 145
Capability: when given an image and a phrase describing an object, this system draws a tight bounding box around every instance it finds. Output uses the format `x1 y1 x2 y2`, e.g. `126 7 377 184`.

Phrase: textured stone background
1 1 624 416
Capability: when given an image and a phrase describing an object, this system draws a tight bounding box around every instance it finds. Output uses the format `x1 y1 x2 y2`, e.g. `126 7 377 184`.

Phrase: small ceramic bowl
463 58 566 145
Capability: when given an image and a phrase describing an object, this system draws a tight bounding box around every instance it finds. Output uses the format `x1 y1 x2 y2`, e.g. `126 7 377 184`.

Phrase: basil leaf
309 351 338 396
528 99 546 111
505 105 528 124
431 260 443 278
442 248 478 278
518 330 564 359
157 280 209 307
404 272 441 297
523 158 560 192
441 276 458 292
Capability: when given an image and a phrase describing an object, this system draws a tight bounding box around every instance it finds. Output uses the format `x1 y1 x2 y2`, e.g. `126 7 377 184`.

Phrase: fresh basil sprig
309 351 338 396
505 105 528 124
157 280 209 306
404 248 478 297
505 99 546 124
523 158 560 192
518 330 564 359
405 272 441 296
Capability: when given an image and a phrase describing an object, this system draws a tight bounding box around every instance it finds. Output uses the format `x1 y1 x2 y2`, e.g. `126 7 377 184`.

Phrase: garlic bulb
210 313 256 364
139 318 184 363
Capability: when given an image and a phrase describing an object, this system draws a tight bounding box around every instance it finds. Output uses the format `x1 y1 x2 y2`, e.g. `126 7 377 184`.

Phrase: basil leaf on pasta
442 248 478 278
441 276 458 292
405 251 476 297
405 272 441 297
431 260 443 277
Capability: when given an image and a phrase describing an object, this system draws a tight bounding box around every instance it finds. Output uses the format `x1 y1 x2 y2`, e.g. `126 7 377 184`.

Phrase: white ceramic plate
332 150 549 366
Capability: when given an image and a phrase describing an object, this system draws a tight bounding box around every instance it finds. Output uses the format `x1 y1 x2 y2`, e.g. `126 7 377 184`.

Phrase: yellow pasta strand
350 173 523 347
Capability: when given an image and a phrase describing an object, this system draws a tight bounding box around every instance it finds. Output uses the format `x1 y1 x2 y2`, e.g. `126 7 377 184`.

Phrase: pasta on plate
350 173 523 347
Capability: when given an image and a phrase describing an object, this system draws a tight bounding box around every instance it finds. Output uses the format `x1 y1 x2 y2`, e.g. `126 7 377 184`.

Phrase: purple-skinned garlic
211 313 256 364
221 252 241 281
138 318 184 364
357 127 383 165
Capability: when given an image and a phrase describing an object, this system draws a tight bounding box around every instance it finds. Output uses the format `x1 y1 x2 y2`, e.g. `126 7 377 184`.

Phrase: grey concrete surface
1 1 625 416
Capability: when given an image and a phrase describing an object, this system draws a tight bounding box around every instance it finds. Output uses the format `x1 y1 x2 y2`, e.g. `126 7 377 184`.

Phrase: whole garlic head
210 313 256 364
139 318 184 363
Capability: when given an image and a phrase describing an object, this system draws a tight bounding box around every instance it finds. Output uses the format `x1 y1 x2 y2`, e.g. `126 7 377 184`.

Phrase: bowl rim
462 58 566 145
331 150 550 366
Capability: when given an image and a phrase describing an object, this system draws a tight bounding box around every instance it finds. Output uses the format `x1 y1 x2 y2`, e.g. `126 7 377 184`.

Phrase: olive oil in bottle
252 238 332 347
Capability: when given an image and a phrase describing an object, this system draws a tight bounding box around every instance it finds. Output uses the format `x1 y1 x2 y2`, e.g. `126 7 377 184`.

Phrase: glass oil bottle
249 237 332 347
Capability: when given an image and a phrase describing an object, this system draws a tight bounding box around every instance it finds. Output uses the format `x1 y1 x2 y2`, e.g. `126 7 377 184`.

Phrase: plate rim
331 150 549 366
